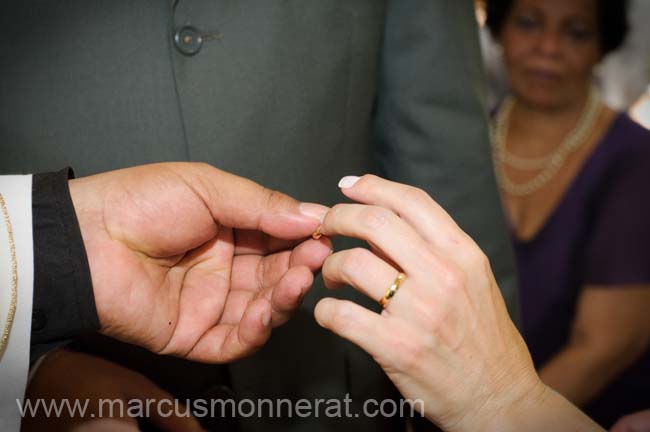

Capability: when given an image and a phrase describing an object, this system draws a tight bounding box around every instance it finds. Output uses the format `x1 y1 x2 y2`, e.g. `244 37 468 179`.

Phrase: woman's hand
314 175 601 431
70 162 331 363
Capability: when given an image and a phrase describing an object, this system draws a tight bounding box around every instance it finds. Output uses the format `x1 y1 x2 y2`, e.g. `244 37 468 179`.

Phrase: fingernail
261 310 271 327
338 176 360 189
299 202 329 221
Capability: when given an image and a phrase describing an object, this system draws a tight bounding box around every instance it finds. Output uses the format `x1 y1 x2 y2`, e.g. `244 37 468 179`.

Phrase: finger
322 248 399 303
232 229 303 255
337 175 487 280
320 203 433 276
160 228 234 356
232 231 331 257
259 241 329 318
225 297 273 358
370 244 399 270
268 265 313 326
314 298 385 359
216 289 256 325
220 265 313 326
188 298 272 363
338 174 464 251
231 253 290 294
176 163 329 239
230 238 331 293
288 237 332 270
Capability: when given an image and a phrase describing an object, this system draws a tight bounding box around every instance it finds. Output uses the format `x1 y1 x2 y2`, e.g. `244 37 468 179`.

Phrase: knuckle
359 206 393 232
468 246 490 273
439 263 466 292
402 186 431 208
409 297 448 338
327 203 346 222
416 249 441 274
193 161 213 171
340 248 371 281
329 302 355 329
263 188 289 211
411 298 440 326
391 333 430 373
456 237 493 281
358 173 379 187
445 231 465 247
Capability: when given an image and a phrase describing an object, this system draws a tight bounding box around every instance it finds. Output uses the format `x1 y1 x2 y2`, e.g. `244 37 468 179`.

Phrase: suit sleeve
374 0 519 322
30 169 100 361
0 175 34 430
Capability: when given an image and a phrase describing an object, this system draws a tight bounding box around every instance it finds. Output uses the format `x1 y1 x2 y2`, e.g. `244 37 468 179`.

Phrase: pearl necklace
492 88 602 197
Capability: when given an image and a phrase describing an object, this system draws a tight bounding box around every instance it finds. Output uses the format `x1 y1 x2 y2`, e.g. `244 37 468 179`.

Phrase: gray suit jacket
1 1 517 430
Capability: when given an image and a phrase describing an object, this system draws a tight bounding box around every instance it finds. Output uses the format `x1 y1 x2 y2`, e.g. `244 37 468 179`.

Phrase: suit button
32 309 46 331
174 25 203 56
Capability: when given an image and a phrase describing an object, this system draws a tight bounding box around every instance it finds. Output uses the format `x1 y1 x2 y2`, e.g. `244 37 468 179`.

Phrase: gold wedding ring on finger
379 272 406 308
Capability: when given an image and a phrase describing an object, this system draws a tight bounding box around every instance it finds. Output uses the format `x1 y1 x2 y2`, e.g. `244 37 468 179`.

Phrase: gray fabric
375 0 519 320
0 1 518 430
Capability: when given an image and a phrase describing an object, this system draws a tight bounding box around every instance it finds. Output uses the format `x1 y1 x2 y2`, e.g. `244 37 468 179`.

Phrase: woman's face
499 0 602 110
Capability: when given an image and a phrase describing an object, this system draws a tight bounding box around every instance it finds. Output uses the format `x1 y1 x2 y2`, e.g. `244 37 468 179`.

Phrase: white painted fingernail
338 176 360 189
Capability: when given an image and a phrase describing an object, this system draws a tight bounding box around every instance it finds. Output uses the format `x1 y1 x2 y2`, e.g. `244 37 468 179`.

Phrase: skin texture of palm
69 162 331 363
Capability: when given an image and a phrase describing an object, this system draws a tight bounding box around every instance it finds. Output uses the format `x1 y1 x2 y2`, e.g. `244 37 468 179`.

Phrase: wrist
67 176 110 333
481 384 604 432
480 379 550 432
438 367 546 432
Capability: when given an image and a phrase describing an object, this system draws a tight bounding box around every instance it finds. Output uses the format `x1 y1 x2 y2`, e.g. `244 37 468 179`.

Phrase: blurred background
473 1 650 430
476 0 650 129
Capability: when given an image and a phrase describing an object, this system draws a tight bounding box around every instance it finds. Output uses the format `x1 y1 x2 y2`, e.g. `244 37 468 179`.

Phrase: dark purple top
513 113 650 428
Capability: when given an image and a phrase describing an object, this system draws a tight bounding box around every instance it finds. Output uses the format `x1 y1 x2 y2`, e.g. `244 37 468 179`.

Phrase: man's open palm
69 163 330 363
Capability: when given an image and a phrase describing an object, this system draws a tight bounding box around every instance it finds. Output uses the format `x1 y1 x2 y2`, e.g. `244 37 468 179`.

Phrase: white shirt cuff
0 175 34 431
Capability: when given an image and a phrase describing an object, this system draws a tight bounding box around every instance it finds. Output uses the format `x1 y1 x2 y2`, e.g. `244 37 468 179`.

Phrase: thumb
182 163 328 239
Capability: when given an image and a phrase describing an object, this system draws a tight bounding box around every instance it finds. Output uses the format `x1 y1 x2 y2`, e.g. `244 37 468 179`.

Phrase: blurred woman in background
487 0 650 427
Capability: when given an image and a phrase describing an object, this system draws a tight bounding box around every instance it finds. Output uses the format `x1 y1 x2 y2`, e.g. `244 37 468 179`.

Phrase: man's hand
69 162 331 363
23 350 205 432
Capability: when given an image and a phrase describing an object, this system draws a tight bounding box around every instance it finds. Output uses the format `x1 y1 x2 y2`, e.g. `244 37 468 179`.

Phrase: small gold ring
379 272 405 308
312 226 323 240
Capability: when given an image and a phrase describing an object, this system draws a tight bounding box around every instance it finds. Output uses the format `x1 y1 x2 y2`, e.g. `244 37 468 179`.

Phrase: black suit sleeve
30 168 100 362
